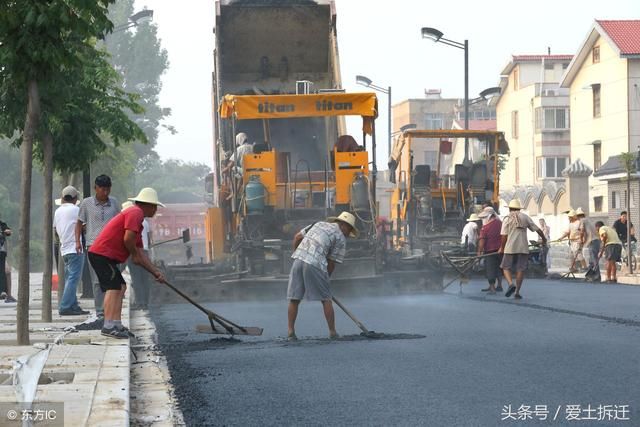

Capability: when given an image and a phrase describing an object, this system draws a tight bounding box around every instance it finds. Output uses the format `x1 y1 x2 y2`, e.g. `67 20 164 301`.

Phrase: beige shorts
287 259 331 301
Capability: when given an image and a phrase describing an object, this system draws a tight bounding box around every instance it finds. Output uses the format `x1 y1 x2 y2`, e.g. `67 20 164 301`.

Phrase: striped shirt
292 221 346 272
77 196 120 246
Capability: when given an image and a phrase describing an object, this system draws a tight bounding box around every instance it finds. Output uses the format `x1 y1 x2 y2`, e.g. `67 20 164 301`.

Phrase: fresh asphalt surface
150 278 640 426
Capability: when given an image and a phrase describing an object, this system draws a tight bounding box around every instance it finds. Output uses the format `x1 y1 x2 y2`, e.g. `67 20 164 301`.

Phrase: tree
620 151 639 274
0 0 121 344
104 0 172 170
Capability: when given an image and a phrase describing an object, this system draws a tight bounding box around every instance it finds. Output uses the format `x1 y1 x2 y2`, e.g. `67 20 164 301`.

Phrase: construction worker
558 209 587 272
461 213 480 254
477 207 503 294
596 221 622 283
576 207 600 281
222 132 253 176
499 199 547 300
287 211 359 341
88 188 165 338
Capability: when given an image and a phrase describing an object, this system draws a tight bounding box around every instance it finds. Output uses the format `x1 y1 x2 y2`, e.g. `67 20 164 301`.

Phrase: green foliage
33 44 147 173
0 0 146 175
136 159 211 202
0 140 48 269
104 0 171 163
620 152 637 175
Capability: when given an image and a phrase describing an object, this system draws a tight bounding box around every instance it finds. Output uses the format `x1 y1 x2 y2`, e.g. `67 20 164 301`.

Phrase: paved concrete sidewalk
0 272 130 426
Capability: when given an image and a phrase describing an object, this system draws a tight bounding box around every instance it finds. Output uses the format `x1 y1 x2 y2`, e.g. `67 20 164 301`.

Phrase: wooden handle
332 297 370 334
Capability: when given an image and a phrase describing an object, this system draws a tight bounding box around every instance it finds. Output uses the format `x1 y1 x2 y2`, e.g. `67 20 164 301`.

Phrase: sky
134 0 638 170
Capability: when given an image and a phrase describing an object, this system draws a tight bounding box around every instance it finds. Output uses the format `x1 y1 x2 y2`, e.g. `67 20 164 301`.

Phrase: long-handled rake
332 297 384 339
441 252 498 291
161 280 263 336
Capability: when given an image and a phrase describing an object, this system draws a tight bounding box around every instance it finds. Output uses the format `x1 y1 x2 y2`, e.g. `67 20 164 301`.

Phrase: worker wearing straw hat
287 211 358 341
499 199 547 299
88 188 166 339
576 207 600 281
558 209 587 272
461 213 481 254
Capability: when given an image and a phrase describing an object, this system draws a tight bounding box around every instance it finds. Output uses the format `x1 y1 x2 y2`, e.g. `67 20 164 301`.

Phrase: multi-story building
560 20 640 220
494 54 573 216
392 89 495 175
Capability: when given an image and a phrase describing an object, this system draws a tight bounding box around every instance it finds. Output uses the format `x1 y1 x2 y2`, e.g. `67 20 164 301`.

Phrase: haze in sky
134 0 637 169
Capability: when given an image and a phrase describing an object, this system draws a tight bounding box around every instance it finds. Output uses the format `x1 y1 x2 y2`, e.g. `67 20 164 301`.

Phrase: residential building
494 54 573 216
560 20 640 219
392 89 495 176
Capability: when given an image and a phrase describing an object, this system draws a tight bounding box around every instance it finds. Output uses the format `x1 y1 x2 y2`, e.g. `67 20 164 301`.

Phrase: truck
157 0 389 297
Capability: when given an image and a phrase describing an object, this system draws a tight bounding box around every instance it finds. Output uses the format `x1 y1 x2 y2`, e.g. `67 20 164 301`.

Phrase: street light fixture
355 74 392 161
113 9 154 32
421 26 470 165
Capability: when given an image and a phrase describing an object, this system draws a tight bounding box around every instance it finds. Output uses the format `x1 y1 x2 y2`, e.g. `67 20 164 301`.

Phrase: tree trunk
42 130 54 322
17 80 41 345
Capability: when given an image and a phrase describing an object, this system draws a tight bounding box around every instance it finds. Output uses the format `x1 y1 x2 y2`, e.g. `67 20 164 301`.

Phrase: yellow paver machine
386 129 509 268
205 92 381 279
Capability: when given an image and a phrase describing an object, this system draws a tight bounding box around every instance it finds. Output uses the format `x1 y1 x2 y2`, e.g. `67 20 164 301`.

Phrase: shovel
332 296 384 339
160 279 263 336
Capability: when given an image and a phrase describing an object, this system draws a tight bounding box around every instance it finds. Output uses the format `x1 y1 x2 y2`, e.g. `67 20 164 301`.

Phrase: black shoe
4 295 17 303
514 294 523 300
101 326 129 339
481 287 491 292
495 286 504 292
117 325 135 338
59 307 90 316
59 309 82 316
505 285 516 297
75 317 104 330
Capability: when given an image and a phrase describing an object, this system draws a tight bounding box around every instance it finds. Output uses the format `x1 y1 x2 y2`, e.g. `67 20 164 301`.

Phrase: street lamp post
421 27 470 165
355 75 392 160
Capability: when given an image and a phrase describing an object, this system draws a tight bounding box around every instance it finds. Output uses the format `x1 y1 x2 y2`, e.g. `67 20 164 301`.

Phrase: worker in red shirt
88 188 166 339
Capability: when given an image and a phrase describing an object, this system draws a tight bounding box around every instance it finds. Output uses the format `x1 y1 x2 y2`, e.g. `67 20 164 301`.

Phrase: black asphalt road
150 279 640 426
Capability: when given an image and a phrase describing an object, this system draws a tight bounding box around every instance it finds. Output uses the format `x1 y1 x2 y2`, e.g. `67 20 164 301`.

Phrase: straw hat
327 211 359 238
128 187 165 207
467 213 480 222
575 207 585 216
567 209 576 217
508 199 522 210
121 201 134 211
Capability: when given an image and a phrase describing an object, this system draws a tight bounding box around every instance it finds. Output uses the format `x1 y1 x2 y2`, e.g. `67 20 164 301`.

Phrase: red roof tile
468 120 496 131
512 55 573 61
597 20 640 55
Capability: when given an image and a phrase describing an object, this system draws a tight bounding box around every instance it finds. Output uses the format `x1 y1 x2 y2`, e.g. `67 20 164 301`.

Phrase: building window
536 156 569 178
562 63 569 69
593 142 601 171
515 157 520 184
511 110 519 138
612 191 620 209
425 113 444 130
544 62 554 70
592 46 600 63
594 196 603 212
535 107 569 131
593 84 601 118
513 67 519 91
